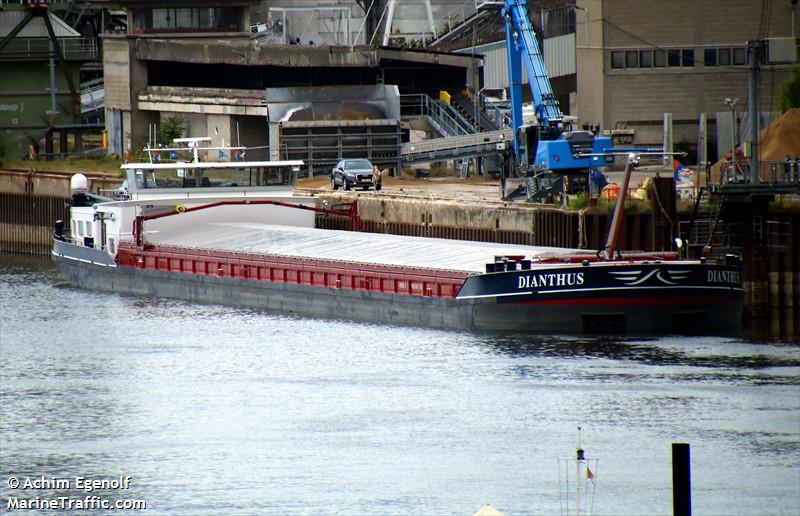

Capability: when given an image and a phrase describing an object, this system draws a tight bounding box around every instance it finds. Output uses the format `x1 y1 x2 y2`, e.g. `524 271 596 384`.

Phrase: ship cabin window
135 166 296 189
134 170 158 189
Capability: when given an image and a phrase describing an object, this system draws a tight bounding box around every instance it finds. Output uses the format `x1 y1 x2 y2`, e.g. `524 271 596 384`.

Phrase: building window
681 49 694 67
78 221 84 236
704 48 717 66
625 50 638 68
611 51 625 69
85 221 92 237
654 49 666 67
733 47 746 65
718 48 731 65
135 7 241 33
668 49 681 66
610 47 700 69
541 5 576 39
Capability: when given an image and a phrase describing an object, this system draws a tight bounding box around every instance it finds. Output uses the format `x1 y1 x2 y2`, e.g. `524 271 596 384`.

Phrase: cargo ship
51 139 743 335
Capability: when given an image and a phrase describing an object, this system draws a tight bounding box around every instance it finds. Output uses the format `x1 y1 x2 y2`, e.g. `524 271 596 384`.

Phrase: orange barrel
602 183 620 200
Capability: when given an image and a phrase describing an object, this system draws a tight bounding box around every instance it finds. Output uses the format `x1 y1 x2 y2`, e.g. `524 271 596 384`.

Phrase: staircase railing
479 92 511 129
400 94 472 137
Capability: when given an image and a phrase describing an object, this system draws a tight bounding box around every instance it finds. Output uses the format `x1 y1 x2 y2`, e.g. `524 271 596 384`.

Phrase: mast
576 425 584 516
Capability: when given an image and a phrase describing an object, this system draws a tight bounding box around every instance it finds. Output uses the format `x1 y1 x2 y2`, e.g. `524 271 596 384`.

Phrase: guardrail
0 37 97 61
480 92 511 129
400 94 472 137
709 159 800 190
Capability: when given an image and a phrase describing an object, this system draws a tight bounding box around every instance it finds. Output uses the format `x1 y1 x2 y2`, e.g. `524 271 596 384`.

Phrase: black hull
52 240 743 336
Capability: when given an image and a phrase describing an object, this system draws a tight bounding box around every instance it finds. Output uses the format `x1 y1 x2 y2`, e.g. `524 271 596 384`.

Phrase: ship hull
51 242 474 330
53 238 743 336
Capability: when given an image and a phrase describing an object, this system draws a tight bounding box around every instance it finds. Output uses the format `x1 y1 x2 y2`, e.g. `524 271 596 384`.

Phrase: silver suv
331 159 375 191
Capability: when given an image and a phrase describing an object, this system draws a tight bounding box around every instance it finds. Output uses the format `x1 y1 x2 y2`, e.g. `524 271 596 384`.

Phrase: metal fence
710 159 800 188
0 36 98 61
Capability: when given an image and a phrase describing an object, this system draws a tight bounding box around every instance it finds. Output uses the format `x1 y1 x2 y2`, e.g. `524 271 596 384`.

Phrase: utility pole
724 98 739 182
747 40 765 184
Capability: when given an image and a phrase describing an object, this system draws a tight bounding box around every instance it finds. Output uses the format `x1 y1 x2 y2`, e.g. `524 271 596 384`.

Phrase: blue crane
501 0 611 199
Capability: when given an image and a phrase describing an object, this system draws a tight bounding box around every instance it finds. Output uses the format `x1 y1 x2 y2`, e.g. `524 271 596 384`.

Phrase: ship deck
144 222 585 273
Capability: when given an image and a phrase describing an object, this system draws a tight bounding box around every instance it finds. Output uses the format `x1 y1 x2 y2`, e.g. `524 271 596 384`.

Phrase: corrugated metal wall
543 33 576 79
459 33 575 91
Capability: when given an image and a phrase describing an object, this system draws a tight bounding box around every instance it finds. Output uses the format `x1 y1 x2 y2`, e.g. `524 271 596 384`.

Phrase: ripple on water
1 255 798 516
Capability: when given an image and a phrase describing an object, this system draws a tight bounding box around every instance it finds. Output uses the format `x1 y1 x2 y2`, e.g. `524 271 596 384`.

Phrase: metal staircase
400 94 473 138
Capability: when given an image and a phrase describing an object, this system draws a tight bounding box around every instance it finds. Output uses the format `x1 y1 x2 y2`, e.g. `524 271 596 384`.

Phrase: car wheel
331 176 339 190
344 180 352 191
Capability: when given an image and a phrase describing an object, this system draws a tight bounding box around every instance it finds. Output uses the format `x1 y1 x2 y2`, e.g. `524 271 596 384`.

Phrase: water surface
1 256 798 515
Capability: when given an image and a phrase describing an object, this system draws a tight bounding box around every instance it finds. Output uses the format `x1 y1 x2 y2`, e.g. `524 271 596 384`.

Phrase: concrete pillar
44 129 54 161
269 123 280 161
59 130 69 158
206 114 232 161
74 130 83 154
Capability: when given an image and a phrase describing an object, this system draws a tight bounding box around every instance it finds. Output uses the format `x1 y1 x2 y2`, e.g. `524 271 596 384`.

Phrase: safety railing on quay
678 220 744 253
709 159 800 189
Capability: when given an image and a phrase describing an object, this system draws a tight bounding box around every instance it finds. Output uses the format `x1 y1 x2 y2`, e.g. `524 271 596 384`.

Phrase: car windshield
345 160 372 170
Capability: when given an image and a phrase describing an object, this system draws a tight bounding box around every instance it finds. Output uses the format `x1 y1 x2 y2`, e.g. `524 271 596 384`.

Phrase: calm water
1 255 799 515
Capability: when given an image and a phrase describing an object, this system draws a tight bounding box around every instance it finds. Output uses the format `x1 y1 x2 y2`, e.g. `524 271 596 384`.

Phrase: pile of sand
758 108 800 160
710 108 800 180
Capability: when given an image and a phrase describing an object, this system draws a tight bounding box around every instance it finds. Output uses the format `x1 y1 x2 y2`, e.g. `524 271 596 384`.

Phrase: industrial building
0 0 103 159
434 0 798 163
4 1 797 169
86 0 486 175
575 0 798 162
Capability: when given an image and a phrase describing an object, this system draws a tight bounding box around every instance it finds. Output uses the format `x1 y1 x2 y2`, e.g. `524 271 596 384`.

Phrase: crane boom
502 0 562 129
500 0 613 201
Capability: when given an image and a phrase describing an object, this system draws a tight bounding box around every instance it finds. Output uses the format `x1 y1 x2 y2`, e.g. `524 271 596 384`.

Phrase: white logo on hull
609 269 689 286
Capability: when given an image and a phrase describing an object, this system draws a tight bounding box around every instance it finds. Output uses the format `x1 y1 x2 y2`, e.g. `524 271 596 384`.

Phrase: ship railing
117 244 469 300
56 232 100 250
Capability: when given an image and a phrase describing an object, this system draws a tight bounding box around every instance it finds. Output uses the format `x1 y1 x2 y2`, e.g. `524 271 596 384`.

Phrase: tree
777 65 800 113
157 117 186 147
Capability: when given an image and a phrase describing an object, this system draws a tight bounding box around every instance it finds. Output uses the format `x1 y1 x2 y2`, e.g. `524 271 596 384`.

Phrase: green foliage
565 193 651 213
567 192 589 210
157 117 186 147
777 65 800 113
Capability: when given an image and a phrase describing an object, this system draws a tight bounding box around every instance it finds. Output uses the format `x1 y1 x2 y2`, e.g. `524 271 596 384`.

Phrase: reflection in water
485 334 800 370
1 255 799 516
744 309 800 343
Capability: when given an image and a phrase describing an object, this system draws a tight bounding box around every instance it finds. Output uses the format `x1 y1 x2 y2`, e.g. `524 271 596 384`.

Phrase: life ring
176 204 186 213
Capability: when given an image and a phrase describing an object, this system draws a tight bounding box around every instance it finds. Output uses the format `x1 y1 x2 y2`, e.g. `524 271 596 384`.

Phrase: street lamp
724 97 739 182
